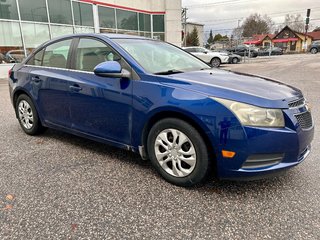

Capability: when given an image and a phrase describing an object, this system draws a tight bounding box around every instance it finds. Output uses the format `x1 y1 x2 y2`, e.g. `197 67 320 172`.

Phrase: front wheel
16 94 46 135
147 118 210 187
210 57 221 68
232 57 239 64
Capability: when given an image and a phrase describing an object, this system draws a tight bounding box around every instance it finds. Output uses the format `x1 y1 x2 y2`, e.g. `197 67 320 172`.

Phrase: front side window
75 38 121 72
43 39 72 69
115 39 209 74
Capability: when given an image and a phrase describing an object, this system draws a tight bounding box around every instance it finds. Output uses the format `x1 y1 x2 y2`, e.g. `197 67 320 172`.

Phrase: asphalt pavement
0 53 319 239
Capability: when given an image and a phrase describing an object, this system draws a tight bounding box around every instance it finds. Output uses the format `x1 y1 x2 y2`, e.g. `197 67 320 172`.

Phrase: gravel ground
0 54 319 239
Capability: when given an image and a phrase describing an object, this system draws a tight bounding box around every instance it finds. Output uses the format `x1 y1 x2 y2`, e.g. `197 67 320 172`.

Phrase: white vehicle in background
183 47 229 67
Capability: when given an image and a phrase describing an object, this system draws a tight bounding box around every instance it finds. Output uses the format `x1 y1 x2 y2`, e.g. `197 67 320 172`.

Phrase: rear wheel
147 118 210 187
310 48 318 54
210 57 221 68
16 94 46 135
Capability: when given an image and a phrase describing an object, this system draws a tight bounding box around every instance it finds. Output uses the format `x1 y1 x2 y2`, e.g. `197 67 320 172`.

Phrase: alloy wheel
18 100 34 129
154 128 196 177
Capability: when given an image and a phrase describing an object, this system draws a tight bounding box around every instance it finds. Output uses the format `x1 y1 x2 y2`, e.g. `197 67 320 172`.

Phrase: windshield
114 39 210 74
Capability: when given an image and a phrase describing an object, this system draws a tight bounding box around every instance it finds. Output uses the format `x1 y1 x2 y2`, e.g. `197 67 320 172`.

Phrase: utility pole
237 19 241 46
304 9 311 51
182 8 188 47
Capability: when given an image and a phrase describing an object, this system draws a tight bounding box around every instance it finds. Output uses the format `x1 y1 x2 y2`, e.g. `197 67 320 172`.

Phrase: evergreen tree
207 30 214 45
186 26 200 46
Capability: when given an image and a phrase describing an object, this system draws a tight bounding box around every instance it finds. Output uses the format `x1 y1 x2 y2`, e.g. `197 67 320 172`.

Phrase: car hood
158 69 302 108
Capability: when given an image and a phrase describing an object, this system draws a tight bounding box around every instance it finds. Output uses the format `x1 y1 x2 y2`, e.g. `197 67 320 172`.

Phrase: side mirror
204 51 208 54
94 61 131 78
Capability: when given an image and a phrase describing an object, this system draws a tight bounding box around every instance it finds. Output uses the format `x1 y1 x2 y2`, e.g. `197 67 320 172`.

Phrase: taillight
8 69 12 79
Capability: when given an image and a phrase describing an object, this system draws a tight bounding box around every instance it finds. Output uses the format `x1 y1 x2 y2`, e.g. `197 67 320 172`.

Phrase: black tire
15 94 46 135
210 57 221 68
147 118 210 187
232 57 239 64
310 48 318 54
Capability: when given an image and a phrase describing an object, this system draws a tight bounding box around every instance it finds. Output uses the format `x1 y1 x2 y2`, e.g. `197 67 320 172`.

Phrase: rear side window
27 49 45 66
42 39 72 69
75 38 121 72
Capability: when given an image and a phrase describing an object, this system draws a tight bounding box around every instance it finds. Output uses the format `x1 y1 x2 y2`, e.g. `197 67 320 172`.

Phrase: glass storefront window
98 6 115 29
19 0 48 22
21 23 50 49
153 15 165 32
117 30 139 36
48 0 72 24
139 32 151 38
0 0 19 20
139 13 151 32
51 25 74 39
116 9 138 31
153 33 165 41
72 2 94 27
74 27 94 34
0 21 23 63
100 28 116 33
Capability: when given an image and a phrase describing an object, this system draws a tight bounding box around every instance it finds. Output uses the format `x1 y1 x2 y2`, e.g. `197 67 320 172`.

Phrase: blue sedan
8 34 314 187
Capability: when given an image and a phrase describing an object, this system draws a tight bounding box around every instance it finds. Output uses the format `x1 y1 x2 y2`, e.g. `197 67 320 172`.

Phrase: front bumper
215 105 314 180
221 56 229 63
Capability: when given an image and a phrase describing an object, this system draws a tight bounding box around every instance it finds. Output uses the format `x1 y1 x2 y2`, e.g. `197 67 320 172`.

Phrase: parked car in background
217 50 242 64
183 47 229 67
258 47 283 56
0 53 6 63
227 45 258 58
5 50 28 63
309 40 320 54
8 34 314 187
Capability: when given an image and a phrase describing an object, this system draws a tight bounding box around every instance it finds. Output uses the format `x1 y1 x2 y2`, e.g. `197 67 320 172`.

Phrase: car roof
50 33 149 41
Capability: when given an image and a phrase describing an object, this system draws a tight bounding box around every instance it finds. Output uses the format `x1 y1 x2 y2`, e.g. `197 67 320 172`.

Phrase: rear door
27 38 74 127
67 37 133 145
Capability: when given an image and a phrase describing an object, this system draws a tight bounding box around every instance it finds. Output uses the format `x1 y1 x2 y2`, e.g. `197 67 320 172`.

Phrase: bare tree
241 13 274 37
281 14 304 32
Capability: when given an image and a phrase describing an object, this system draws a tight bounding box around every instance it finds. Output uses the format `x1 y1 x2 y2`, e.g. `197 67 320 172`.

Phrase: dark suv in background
226 45 258 58
309 41 320 54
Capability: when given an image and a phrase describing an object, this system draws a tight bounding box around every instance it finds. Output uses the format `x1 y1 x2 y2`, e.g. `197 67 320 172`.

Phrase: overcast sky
181 0 320 37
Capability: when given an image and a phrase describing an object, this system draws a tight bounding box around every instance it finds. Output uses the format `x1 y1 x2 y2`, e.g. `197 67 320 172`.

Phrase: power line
184 0 259 8
191 7 320 25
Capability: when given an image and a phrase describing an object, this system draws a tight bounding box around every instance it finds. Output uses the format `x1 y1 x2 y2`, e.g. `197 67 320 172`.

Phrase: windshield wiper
154 69 184 75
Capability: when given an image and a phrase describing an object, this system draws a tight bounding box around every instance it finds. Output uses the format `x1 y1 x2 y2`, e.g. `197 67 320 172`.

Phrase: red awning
273 38 299 43
243 40 261 44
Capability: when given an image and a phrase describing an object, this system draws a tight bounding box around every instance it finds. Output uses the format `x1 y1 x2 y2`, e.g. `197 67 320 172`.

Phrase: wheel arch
12 88 40 120
141 109 217 166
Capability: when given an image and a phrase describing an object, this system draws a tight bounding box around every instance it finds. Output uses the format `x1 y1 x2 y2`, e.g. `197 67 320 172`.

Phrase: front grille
288 98 305 108
242 154 284 169
295 111 313 130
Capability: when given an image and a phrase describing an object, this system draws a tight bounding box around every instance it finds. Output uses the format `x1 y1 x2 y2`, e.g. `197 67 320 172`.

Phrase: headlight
220 53 228 56
212 97 285 127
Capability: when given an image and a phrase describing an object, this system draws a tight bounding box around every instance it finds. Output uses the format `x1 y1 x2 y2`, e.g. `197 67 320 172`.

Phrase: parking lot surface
0 54 319 239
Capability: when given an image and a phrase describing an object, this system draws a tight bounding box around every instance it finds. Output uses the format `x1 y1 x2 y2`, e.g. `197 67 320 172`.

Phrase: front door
290 41 297 51
68 38 133 145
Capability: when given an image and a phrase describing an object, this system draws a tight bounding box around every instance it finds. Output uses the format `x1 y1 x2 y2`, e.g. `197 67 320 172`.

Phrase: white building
182 22 204 46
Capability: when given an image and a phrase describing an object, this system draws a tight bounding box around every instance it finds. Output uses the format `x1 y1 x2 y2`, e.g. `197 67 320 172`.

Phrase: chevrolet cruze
8 34 314 187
